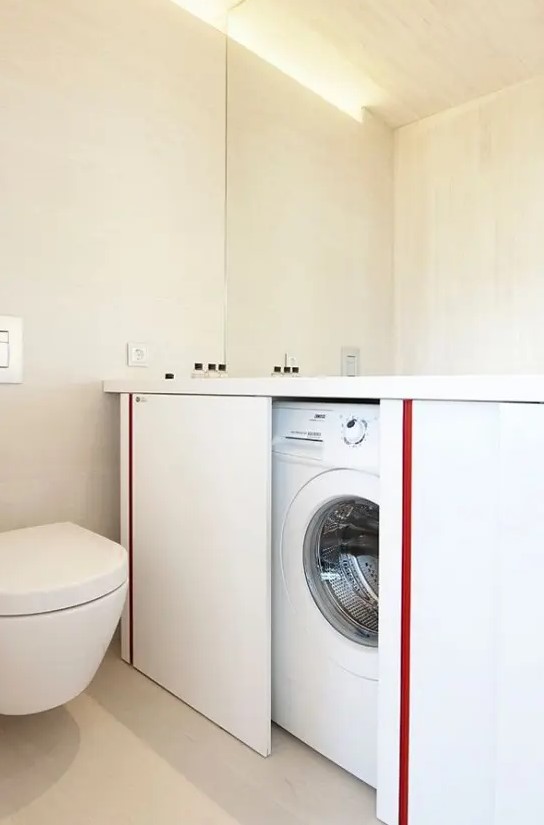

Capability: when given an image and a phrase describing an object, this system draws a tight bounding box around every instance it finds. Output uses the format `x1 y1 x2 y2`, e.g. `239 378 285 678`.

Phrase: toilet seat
0 522 128 616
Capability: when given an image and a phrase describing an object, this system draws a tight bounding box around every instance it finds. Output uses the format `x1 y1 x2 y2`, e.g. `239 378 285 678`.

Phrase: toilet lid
0 522 128 616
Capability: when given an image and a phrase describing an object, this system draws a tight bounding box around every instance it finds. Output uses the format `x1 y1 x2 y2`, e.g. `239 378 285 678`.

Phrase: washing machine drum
303 497 379 646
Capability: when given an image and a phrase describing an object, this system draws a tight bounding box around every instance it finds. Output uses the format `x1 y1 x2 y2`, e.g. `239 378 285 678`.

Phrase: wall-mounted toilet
0 522 128 715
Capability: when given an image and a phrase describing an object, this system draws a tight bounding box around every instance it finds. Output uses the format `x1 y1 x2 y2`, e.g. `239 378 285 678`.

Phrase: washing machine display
303 496 379 646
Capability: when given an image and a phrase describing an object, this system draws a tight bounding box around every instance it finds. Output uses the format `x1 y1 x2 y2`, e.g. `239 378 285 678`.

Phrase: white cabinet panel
408 401 544 825
495 404 544 824
409 401 499 825
377 400 404 825
131 393 271 756
119 393 131 663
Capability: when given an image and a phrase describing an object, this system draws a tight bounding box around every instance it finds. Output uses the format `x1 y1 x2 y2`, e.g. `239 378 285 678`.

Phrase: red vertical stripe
399 400 413 825
128 394 134 665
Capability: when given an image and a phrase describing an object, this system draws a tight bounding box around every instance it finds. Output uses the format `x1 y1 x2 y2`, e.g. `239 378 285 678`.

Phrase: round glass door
303 496 379 646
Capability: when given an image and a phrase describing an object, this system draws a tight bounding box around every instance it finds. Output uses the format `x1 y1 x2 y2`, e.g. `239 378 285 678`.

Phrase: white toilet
0 522 128 715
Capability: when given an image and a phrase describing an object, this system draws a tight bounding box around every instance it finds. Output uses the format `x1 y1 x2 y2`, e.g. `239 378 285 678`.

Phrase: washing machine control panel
342 416 368 446
334 410 379 467
273 403 379 470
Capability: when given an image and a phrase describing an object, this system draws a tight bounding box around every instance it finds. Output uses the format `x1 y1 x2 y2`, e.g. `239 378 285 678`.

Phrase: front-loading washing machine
272 401 379 787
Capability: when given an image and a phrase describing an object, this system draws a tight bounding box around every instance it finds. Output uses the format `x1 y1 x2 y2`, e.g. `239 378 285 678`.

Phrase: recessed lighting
170 1 374 121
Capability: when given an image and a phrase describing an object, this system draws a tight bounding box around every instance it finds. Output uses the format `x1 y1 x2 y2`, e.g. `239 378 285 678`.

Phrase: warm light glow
228 0 382 122
169 0 232 30
169 0 381 121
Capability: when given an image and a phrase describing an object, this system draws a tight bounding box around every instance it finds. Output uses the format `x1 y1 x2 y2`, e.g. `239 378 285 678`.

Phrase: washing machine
272 401 379 787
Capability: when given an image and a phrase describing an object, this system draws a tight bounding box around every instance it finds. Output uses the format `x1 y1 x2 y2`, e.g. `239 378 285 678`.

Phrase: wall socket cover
127 342 149 367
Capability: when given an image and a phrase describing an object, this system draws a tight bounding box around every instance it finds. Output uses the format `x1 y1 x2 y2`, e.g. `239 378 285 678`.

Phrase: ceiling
175 0 544 126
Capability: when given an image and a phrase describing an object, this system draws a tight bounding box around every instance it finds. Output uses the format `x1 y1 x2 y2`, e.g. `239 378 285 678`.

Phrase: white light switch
0 317 22 383
341 346 360 377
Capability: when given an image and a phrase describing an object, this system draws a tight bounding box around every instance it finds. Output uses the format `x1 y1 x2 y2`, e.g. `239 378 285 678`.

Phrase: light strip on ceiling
169 0 378 121
169 0 232 30
228 0 368 121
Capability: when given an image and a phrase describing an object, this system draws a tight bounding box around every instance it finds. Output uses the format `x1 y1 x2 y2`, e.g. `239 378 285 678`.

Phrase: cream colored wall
395 77 544 374
0 0 226 535
226 41 394 377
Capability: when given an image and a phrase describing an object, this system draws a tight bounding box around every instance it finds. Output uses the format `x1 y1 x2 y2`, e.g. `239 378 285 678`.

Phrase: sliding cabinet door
130 393 271 756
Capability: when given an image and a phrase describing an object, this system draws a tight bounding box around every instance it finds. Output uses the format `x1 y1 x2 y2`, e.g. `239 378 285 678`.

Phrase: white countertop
103 375 544 403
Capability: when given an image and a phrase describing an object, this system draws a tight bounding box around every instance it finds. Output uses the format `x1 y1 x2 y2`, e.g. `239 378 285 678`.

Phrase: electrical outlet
127 342 149 367
284 353 297 368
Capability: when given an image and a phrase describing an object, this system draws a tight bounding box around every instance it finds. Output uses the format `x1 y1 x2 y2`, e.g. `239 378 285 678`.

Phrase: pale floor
0 642 379 825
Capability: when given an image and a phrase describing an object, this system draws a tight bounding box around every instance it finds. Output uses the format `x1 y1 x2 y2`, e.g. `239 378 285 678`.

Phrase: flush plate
0 316 23 384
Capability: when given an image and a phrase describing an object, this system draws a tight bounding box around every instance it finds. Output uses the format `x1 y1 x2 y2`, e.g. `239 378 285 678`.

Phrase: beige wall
0 0 226 535
226 41 394 377
395 77 544 374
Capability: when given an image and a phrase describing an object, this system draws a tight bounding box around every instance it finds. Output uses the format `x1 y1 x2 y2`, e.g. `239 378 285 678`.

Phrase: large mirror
224 1 394 378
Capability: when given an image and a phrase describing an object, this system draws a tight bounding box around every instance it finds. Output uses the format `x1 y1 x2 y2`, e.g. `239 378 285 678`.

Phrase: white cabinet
115 390 544 824
407 401 544 825
120 393 272 756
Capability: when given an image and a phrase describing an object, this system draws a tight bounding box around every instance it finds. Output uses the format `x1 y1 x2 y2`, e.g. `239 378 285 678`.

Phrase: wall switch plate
341 346 360 377
127 342 149 367
0 316 23 383
284 352 297 368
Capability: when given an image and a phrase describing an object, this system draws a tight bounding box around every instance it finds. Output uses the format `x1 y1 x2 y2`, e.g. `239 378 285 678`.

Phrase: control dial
343 417 367 446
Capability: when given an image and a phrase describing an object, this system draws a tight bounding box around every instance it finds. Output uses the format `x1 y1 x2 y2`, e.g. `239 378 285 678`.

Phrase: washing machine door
281 468 379 679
